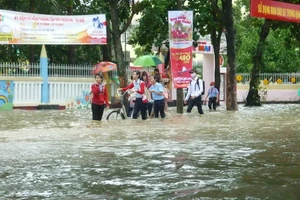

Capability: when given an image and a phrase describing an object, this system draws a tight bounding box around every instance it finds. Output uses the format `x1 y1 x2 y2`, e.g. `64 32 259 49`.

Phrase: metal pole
124 30 127 64
176 0 184 114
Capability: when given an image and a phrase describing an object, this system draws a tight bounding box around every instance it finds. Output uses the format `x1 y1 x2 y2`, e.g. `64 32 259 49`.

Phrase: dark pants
92 104 105 121
154 99 165 118
133 98 147 120
127 106 133 117
147 103 153 116
187 96 204 114
208 97 217 110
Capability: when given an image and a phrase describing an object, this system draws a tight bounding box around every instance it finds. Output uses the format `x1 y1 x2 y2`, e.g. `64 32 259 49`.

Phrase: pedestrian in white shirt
184 69 204 114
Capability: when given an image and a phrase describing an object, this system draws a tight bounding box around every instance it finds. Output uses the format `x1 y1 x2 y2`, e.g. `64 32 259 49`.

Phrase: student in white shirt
184 69 204 115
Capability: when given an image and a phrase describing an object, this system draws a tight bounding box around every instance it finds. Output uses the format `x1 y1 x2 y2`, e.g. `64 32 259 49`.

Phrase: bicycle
106 90 129 120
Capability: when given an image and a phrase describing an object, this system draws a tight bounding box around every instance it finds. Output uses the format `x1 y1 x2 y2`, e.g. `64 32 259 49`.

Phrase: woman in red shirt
91 73 109 121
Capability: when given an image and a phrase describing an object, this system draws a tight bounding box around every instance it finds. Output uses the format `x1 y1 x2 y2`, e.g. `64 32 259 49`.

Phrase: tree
210 0 224 98
245 19 271 106
234 1 300 73
128 0 177 52
67 0 76 64
131 0 225 95
107 0 146 87
245 0 300 106
222 0 238 110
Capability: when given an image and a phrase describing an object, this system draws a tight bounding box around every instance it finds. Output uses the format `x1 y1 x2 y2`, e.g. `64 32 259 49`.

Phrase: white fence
5 71 300 107
236 73 300 84
13 81 43 105
49 82 91 104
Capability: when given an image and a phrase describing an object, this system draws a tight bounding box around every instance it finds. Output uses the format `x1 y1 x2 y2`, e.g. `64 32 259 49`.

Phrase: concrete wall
237 83 300 103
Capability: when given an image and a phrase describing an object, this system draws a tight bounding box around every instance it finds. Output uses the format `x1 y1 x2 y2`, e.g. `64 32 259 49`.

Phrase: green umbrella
133 55 163 67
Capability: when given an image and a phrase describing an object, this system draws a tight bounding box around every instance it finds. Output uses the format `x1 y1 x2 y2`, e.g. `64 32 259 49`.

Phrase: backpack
190 78 205 95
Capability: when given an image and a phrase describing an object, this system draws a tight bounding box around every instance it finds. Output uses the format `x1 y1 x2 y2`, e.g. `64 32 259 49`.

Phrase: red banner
170 46 193 88
250 0 300 23
168 11 193 88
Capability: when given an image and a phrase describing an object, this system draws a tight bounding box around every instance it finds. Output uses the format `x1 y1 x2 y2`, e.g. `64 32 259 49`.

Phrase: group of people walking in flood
90 68 219 121
118 70 169 120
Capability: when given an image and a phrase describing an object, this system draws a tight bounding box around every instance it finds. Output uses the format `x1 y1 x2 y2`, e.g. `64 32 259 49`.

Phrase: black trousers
92 103 105 121
127 106 133 117
147 102 153 116
187 96 204 114
154 99 165 118
133 98 147 120
208 97 217 110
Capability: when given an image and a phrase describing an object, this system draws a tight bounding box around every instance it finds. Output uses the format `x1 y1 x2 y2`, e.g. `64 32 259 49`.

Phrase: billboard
250 0 300 23
168 10 193 89
0 9 107 45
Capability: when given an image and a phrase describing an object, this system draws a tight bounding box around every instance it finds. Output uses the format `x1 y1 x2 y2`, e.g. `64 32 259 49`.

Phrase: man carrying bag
184 69 204 115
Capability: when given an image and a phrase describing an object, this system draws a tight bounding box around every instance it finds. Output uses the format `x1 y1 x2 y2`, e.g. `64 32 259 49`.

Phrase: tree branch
120 0 136 34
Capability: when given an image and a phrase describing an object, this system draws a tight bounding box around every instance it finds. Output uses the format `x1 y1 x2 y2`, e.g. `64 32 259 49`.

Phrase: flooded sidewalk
0 104 300 199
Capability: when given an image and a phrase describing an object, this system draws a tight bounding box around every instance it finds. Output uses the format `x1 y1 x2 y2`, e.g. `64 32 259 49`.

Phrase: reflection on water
0 104 300 199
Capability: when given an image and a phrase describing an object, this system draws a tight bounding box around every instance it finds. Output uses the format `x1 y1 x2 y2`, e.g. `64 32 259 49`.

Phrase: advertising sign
0 9 107 45
168 10 193 88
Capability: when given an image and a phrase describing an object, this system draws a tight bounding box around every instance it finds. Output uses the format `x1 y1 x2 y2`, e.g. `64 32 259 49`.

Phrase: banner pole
176 0 184 114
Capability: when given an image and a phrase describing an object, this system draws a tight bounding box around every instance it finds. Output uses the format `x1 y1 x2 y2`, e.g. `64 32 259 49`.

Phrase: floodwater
0 104 300 200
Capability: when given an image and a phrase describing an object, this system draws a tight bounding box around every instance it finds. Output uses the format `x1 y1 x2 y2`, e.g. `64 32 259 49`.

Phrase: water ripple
0 104 299 199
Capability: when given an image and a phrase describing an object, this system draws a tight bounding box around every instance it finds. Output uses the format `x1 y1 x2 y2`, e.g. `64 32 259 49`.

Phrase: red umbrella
93 61 117 74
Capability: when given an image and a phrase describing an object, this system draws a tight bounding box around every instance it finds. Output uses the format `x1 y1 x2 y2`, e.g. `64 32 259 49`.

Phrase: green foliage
262 29 300 72
188 0 215 37
133 46 152 58
234 0 300 73
128 0 176 52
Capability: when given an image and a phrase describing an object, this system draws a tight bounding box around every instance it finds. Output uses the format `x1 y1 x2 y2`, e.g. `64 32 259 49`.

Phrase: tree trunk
212 32 222 94
108 0 127 87
102 19 112 61
211 0 223 98
67 0 76 64
177 0 182 9
245 19 271 106
222 0 238 111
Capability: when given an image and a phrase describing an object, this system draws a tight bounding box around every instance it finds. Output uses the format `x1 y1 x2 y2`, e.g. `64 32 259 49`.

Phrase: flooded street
0 104 300 199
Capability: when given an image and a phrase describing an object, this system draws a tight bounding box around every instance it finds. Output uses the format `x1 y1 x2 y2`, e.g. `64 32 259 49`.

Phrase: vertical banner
168 11 193 88
0 80 14 111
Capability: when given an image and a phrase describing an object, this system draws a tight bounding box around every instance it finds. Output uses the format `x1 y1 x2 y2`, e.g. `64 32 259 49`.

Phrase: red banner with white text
250 0 300 23
169 46 193 88
168 11 193 88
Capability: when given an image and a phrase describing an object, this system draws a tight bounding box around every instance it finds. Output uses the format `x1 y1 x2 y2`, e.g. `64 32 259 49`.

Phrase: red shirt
91 83 109 106
122 80 145 95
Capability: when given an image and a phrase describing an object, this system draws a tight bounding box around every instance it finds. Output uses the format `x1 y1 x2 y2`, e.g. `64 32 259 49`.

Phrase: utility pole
176 0 184 114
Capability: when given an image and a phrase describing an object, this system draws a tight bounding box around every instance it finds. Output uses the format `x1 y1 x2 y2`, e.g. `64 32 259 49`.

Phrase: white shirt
185 78 203 101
